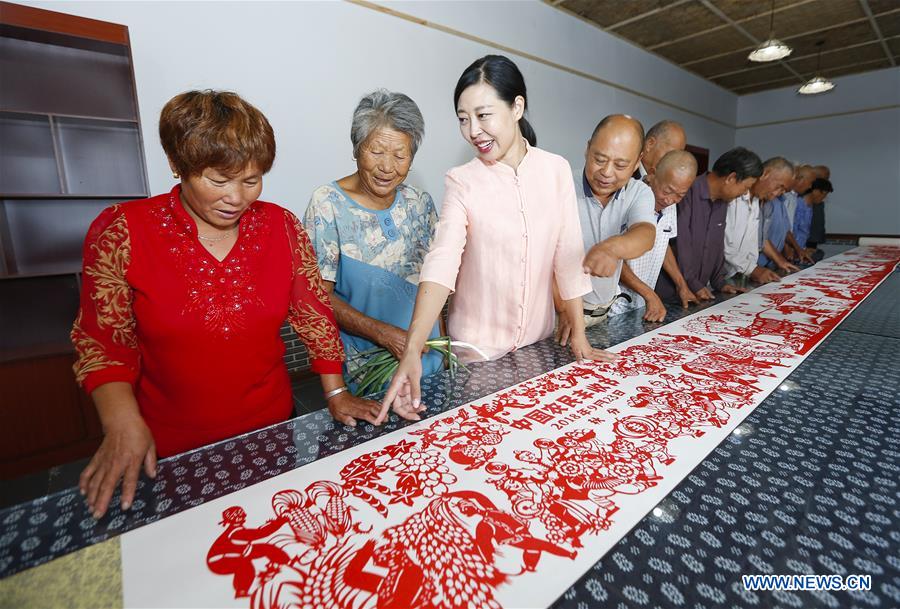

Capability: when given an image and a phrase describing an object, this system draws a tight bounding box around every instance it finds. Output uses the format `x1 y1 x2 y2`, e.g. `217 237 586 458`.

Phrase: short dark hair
805 178 833 195
711 147 763 181
590 114 645 152
454 55 537 146
160 90 275 177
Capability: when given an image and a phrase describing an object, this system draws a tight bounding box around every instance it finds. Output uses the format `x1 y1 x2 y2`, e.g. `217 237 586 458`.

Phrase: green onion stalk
346 337 489 397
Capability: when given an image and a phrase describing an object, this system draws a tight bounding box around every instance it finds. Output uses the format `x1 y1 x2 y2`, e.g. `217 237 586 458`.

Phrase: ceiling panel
709 0 809 23
548 0 900 94
713 63 795 89
691 49 769 77
868 1 900 16
783 21 878 57
560 0 681 29
615 2 725 47
739 0 866 41
819 58 892 78
876 11 900 38
655 27 749 64
888 36 900 57
787 41 889 73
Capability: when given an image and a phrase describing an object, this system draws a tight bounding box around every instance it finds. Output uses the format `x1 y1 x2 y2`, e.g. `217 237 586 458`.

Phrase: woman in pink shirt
379 55 615 423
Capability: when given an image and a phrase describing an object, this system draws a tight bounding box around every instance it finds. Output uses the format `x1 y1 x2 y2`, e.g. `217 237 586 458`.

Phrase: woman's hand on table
378 351 426 425
569 332 618 363
328 392 382 427
80 407 156 519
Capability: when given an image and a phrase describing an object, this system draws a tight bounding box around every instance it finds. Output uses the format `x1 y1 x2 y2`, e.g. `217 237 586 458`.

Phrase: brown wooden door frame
685 144 709 175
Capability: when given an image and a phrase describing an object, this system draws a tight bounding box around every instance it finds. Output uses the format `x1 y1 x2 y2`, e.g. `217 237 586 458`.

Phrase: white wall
736 68 900 236
22 0 737 217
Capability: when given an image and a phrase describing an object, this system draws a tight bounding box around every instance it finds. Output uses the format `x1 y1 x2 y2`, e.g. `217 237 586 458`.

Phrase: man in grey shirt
558 115 655 343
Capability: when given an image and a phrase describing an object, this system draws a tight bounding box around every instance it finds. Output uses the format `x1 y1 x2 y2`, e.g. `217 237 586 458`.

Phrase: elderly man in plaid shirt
611 150 698 322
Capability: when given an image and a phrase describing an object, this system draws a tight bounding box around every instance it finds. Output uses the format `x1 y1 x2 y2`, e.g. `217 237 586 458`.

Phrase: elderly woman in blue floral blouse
304 90 442 425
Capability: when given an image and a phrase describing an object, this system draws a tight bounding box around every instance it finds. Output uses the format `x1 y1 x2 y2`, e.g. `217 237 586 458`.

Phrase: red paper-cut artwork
121 246 900 609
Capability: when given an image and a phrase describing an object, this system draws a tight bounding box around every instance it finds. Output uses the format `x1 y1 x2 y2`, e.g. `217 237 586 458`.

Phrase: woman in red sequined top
72 91 382 519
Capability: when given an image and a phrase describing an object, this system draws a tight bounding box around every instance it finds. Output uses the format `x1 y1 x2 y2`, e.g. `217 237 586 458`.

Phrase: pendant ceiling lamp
748 0 792 62
798 41 836 95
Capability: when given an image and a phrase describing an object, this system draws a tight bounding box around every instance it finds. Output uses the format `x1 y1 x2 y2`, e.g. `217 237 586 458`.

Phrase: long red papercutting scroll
121 246 900 609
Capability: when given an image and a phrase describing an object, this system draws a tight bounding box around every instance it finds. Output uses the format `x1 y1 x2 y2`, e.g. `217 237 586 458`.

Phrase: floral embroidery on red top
151 193 271 338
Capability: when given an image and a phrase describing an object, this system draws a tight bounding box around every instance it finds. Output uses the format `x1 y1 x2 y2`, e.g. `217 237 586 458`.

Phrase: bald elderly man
555 114 655 344
611 150 697 322
725 157 798 287
633 120 686 180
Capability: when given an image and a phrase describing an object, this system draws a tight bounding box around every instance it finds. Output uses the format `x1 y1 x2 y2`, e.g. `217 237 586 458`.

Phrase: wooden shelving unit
0 2 149 478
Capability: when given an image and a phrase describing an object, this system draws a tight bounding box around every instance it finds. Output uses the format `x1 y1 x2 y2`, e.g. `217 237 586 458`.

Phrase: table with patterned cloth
1 269 898 609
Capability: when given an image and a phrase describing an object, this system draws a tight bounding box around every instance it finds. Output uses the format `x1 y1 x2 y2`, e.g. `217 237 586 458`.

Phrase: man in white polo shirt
557 115 654 344
611 150 697 322
724 156 796 286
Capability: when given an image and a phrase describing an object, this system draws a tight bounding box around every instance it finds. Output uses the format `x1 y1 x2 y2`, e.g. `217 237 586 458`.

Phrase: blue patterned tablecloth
1 270 898 609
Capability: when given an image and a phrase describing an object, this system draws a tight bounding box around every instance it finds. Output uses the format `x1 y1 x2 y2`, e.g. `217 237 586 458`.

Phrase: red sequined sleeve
71 205 141 393
283 209 346 374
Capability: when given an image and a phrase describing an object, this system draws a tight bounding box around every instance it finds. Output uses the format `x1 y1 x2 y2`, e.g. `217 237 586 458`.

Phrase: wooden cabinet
0 354 102 478
0 2 148 478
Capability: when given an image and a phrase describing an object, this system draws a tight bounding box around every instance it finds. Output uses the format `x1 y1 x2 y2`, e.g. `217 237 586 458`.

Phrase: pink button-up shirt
420 143 592 362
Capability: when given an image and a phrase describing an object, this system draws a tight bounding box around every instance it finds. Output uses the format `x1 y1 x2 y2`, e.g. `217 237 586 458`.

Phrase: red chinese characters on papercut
410 411 507 471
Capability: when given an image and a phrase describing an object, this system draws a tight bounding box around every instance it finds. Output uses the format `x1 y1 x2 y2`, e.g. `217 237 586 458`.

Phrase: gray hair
350 89 425 158
656 149 697 178
763 156 794 174
646 119 684 143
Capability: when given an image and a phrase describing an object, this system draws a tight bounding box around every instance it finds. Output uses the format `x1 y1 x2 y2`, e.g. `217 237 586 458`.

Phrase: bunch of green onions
347 337 487 397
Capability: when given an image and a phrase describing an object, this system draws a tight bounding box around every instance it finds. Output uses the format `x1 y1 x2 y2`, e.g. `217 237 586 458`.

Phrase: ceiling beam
607 0 693 31
680 9 900 67
730 76 798 93
648 0 815 51
729 56 891 92
860 0 897 66
707 36 899 79
698 0 804 82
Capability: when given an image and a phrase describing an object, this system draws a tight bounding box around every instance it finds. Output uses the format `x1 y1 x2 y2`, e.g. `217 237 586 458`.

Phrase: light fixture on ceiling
748 0 792 62
798 40 836 95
